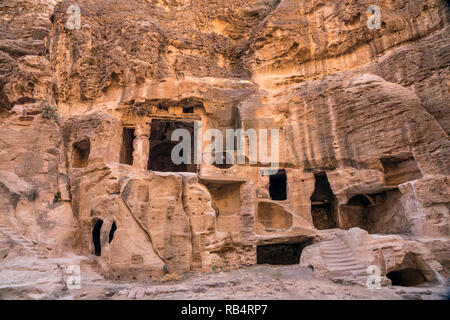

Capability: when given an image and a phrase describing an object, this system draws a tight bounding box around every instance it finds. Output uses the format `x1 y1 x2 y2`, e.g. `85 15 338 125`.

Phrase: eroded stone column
132 123 151 170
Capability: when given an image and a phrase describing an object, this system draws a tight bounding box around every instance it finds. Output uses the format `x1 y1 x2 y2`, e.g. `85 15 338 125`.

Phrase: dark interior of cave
148 120 196 172
386 269 427 287
339 189 411 234
72 138 90 168
269 169 287 201
257 240 311 265
347 194 372 206
310 173 337 230
108 221 117 243
120 127 135 165
183 106 194 113
92 219 103 256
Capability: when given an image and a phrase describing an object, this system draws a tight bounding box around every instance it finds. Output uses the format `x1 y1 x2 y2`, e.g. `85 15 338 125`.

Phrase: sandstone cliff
0 0 449 290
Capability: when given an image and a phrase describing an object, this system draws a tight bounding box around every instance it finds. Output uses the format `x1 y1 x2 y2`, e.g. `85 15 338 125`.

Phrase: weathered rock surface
0 110 77 255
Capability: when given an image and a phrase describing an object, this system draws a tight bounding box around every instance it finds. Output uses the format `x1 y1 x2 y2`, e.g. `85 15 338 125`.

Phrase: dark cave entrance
120 127 135 165
339 189 411 234
72 138 90 168
269 169 287 201
310 173 337 230
257 240 311 265
385 253 433 287
338 194 372 231
109 221 117 243
92 219 103 256
386 269 427 287
148 120 196 172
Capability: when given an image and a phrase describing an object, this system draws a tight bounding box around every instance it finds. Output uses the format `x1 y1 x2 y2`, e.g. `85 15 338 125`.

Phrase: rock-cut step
319 238 368 285
321 252 354 259
326 260 365 269
0 224 46 259
327 264 366 272
323 256 355 263
320 249 353 256
320 243 348 250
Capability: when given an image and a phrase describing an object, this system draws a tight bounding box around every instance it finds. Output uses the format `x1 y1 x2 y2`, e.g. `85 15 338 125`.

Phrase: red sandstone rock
0 0 449 296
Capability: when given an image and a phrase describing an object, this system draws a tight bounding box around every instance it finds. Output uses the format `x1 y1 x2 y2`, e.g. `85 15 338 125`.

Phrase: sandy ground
0 254 448 300
84 265 449 300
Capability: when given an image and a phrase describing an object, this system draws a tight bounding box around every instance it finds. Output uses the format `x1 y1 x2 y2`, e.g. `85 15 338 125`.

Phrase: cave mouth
387 269 427 287
148 119 196 172
120 127 135 165
310 173 337 230
72 138 90 168
348 194 372 206
257 240 311 265
92 219 103 256
269 169 287 201
339 189 411 234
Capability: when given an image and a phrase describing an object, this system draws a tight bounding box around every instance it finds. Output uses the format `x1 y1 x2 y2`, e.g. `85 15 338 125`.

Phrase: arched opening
109 221 117 243
72 138 90 168
257 240 312 265
92 219 103 256
387 269 427 287
148 142 187 172
120 127 135 165
347 194 371 206
339 189 411 234
386 253 434 286
180 97 203 114
338 194 371 230
269 169 287 201
310 173 337 229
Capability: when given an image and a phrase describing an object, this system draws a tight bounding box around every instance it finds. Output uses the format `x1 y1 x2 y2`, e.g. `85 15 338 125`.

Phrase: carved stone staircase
319 238 368 284
0 224 46 259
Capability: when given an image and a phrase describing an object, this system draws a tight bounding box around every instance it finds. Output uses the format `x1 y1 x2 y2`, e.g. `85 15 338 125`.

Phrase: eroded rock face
0 110 77 255
0 0 449 285
0 0 56 116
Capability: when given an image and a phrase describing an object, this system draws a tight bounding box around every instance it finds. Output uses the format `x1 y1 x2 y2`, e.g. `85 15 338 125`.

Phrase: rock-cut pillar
132 123 151 170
